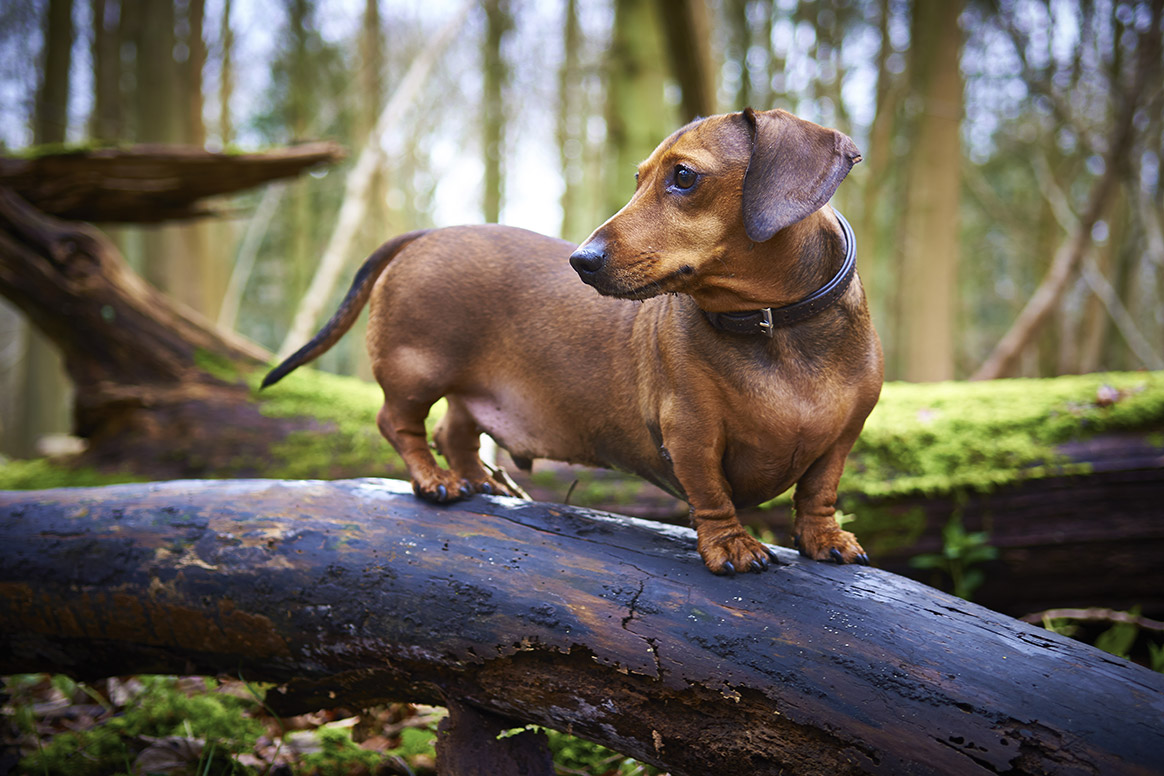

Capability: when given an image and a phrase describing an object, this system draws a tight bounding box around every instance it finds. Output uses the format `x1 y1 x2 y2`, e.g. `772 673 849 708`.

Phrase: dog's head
569 109 861 306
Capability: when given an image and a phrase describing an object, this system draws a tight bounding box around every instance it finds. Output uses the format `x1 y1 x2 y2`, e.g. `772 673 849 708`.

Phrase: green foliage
495 726 660 775
908 514 998 600
1094 620 1140 660
300 727 381 776
17 676 262 776
388 726 437 760
545 728 661 775
0 458 144 490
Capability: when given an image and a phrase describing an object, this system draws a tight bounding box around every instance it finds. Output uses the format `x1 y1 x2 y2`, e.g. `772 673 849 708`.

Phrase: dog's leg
433 397 520 497
376 397 470 503
792 439 869 565
666 430 777 575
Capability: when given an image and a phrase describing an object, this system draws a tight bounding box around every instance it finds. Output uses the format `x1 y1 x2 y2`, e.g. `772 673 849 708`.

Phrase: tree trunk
34 0 73 145
89 0 123 141
655 0 716 121
218 0 234 146
2 478 1162 776
482 0 510 224
18 0 77 458
898 0 962 381
603 0 671 217
557 0 583 242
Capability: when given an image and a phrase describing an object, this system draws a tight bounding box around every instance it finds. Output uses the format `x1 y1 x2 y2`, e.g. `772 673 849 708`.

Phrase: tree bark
0 187 303 476
655 0 716 121
0 143 344 223
603 0 671 217
482 0 511 224
1 478 1162 776
898 0 962 381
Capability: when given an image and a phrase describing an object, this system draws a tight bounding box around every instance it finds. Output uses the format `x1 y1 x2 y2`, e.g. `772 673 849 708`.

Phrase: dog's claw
716 561 736 577
750 559 766 573
857 553 870 566
830 548 844 563
766 547 780 563
436 484 448 502
459 483 472 497
480 482 493 495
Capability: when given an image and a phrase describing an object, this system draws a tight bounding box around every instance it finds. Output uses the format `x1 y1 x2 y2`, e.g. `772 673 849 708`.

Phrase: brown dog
264 108 883 575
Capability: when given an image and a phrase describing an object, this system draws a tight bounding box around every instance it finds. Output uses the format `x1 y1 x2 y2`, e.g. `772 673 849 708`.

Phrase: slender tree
557 0 583 241
16 0 76 458
219 0 233 146
897 0 962 381
603 0 671 217
656 0 716 120
482 0 511 223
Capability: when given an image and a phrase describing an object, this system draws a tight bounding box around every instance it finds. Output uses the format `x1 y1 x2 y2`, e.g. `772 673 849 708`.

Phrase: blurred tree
352 0 385 380
971 0 1164 379
898 0 962 382
89 0 122 140
218 0 233 146
603 0 672 216
656 0 717 120
15 0 75 458
857 0 907 374
482 0 512 223
557 0 583 241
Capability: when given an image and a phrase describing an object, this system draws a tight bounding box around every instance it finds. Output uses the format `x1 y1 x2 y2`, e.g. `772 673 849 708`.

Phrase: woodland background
0 0 1162 459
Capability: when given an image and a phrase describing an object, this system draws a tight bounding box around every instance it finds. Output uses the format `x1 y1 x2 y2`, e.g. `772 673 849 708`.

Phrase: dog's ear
741 108 862 243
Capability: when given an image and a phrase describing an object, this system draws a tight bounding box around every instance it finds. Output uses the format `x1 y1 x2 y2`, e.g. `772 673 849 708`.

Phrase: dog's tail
261 229 431 389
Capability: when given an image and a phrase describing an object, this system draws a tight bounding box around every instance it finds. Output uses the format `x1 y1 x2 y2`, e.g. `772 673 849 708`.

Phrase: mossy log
0 143 344 222
2 478 1163 776
0 185 403 483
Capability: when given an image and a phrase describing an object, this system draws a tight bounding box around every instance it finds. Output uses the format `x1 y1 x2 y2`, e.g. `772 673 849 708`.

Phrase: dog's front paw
794 527 870 566
697 526 780 576
412 473 472 503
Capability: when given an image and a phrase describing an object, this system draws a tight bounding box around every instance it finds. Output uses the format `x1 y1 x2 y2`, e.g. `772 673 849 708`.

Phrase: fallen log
2 478 1162 775
0 142 344 222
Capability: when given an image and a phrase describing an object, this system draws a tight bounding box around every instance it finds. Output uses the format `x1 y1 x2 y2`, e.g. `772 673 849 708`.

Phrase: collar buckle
758 307 774 337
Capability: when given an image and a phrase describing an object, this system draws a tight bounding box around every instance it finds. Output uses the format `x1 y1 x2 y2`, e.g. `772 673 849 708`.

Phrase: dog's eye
673 165 697 190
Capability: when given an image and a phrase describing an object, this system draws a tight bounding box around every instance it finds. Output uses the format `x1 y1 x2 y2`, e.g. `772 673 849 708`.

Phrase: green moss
837 371 1164 501
0 458 144 490
194 348 248 384
251 365 416 480
9 140 126 159
18 675 262 776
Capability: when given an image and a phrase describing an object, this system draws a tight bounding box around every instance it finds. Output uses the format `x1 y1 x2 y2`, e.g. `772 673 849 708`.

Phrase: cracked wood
1 478 1163 775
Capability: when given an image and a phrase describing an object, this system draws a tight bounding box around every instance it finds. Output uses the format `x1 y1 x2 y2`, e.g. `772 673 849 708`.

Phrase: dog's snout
569 244 607 277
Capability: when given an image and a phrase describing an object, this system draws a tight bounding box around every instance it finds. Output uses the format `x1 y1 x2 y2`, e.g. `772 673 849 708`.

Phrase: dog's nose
569 244 607 277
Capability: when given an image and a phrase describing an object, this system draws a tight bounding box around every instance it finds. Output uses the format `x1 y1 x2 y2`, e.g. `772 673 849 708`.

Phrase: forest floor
1 673 664 776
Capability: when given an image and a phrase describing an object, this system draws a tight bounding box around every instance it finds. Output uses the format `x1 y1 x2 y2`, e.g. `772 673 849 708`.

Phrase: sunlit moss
0 458 144 490
248 365 409 480
837 371 1164 501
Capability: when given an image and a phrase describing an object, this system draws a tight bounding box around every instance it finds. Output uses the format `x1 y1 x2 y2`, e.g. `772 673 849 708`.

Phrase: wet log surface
2 478 1163 775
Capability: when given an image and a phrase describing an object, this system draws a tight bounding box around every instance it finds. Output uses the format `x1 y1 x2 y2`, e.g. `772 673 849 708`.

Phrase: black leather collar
704 208 857 337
